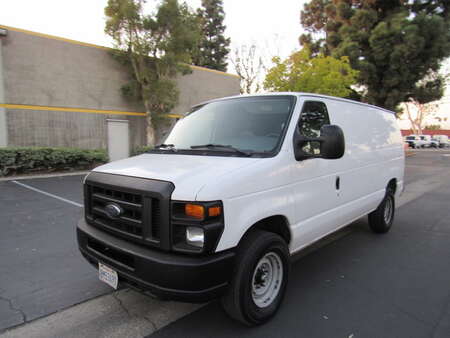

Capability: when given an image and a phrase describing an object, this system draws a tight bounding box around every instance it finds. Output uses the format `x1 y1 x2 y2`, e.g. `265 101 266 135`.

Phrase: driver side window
298 101 330 155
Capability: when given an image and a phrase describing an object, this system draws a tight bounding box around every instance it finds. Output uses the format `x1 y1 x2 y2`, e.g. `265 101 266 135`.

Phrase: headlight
186 227 204 248
171 201 224 254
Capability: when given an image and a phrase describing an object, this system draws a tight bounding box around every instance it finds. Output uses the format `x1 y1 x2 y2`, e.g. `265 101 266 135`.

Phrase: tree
400 69 447 133
230 44 266 94
300 0 450 111
424 124 442 130
193 0 230 71
229 36 286 94
105 0 200 145
402 99 440 134
263 49 359 97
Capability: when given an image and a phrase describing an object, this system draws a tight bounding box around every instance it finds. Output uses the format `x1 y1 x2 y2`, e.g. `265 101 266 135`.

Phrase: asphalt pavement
0 175 110 331
0 150 449 337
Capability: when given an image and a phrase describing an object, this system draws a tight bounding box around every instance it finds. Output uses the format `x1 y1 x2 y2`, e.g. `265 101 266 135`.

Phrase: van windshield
406 136 416 140
163 96 295 156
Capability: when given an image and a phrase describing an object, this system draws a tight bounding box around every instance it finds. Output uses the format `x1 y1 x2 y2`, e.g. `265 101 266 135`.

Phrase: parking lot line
11 180 83 208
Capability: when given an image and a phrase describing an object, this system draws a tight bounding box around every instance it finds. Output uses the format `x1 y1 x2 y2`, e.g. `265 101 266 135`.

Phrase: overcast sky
0 0 306 73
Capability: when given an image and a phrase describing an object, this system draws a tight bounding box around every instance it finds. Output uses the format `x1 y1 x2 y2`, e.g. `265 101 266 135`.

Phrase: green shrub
0 147 108 176
131 146 153 156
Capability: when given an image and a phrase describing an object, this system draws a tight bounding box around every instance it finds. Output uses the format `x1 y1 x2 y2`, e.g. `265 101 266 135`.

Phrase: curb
0 170 89 182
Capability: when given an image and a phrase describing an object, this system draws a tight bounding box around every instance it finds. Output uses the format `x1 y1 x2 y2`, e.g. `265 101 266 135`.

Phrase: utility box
107 119 130 161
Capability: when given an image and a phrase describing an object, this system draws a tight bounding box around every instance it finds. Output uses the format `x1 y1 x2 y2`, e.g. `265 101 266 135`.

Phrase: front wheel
368 189 395 233
221 230 290 326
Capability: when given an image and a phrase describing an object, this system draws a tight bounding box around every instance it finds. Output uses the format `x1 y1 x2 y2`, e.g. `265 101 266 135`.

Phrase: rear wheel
368 188 395 233
221 230 290 326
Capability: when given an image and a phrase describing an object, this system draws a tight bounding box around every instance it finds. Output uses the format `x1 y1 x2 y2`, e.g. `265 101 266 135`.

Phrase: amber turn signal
208 206 221 217
185 204 205 219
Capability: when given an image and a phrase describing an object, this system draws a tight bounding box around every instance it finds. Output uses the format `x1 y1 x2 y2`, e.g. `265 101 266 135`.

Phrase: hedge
0 147 108 176
131 145 153 156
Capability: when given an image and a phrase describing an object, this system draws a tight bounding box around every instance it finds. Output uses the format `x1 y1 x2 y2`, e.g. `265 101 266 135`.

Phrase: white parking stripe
11 180 83 208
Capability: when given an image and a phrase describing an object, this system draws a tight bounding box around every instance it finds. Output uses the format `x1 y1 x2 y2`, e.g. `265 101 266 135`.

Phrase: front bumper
77 219 235 302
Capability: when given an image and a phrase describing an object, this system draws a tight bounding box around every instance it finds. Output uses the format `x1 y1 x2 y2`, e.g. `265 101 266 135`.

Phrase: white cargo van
77 93 405 325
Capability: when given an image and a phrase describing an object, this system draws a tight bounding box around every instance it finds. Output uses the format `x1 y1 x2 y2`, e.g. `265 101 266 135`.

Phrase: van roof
193 92 396 115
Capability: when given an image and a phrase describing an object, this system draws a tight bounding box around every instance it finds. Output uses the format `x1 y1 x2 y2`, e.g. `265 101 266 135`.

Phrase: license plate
99 263 118 289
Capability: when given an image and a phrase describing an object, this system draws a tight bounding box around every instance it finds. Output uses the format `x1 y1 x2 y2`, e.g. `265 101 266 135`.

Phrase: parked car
403 141 410 151
430 138 440 148
405 135 416 148
433 134 450 148
77 93 405 326
418 135 432 148
405 135 426 148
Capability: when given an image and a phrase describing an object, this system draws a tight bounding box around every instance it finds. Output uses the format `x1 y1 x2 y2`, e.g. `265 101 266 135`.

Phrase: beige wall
0 26 240 149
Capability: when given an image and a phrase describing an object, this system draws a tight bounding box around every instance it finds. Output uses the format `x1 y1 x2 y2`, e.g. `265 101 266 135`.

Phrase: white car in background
418 135 432 148
430 138 440 148
433 135 450 148
405 135 426 148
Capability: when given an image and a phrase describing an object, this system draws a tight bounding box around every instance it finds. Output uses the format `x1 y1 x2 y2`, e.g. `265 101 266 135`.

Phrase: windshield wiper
190 144 252 157
153 143 177 152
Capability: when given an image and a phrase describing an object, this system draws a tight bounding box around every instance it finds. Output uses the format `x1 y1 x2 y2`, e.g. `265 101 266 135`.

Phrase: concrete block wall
0 25 240 149
6 109 147 149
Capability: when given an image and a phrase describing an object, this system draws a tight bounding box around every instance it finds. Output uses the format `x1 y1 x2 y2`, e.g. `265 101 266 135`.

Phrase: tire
368 188 395 233
221 230 290 326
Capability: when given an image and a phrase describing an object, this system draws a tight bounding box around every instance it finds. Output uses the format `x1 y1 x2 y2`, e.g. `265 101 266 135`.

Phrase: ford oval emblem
104 203 123 219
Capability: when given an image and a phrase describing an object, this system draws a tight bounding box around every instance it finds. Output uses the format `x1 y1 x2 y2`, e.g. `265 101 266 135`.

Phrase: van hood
93 153 259 200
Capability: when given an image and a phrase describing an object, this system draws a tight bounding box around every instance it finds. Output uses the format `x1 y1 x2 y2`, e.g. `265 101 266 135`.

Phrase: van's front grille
90 186 146 238
84 173 174 251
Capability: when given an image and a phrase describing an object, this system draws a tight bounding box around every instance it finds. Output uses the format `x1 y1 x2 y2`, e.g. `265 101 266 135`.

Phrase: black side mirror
293 124 345 161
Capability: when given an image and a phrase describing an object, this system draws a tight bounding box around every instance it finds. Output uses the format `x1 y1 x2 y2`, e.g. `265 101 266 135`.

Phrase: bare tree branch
230 44 265 94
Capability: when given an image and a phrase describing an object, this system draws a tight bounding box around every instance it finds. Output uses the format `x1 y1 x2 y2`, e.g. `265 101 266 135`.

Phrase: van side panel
288 96 404 254
324 98 404 224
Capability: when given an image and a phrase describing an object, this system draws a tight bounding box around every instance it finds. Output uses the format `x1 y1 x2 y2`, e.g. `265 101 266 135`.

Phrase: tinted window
164 96 295 154
298 101 330 155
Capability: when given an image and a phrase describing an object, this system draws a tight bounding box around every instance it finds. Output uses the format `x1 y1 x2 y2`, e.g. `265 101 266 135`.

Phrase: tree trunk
417 104 424 134
404 103 418 134
146 113 156 146
143 99 156 146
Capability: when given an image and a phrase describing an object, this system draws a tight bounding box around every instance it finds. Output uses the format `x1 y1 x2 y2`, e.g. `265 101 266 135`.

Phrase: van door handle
335 176 340 190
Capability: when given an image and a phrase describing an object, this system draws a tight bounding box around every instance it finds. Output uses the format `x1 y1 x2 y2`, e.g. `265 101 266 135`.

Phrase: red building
401 130 450 137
